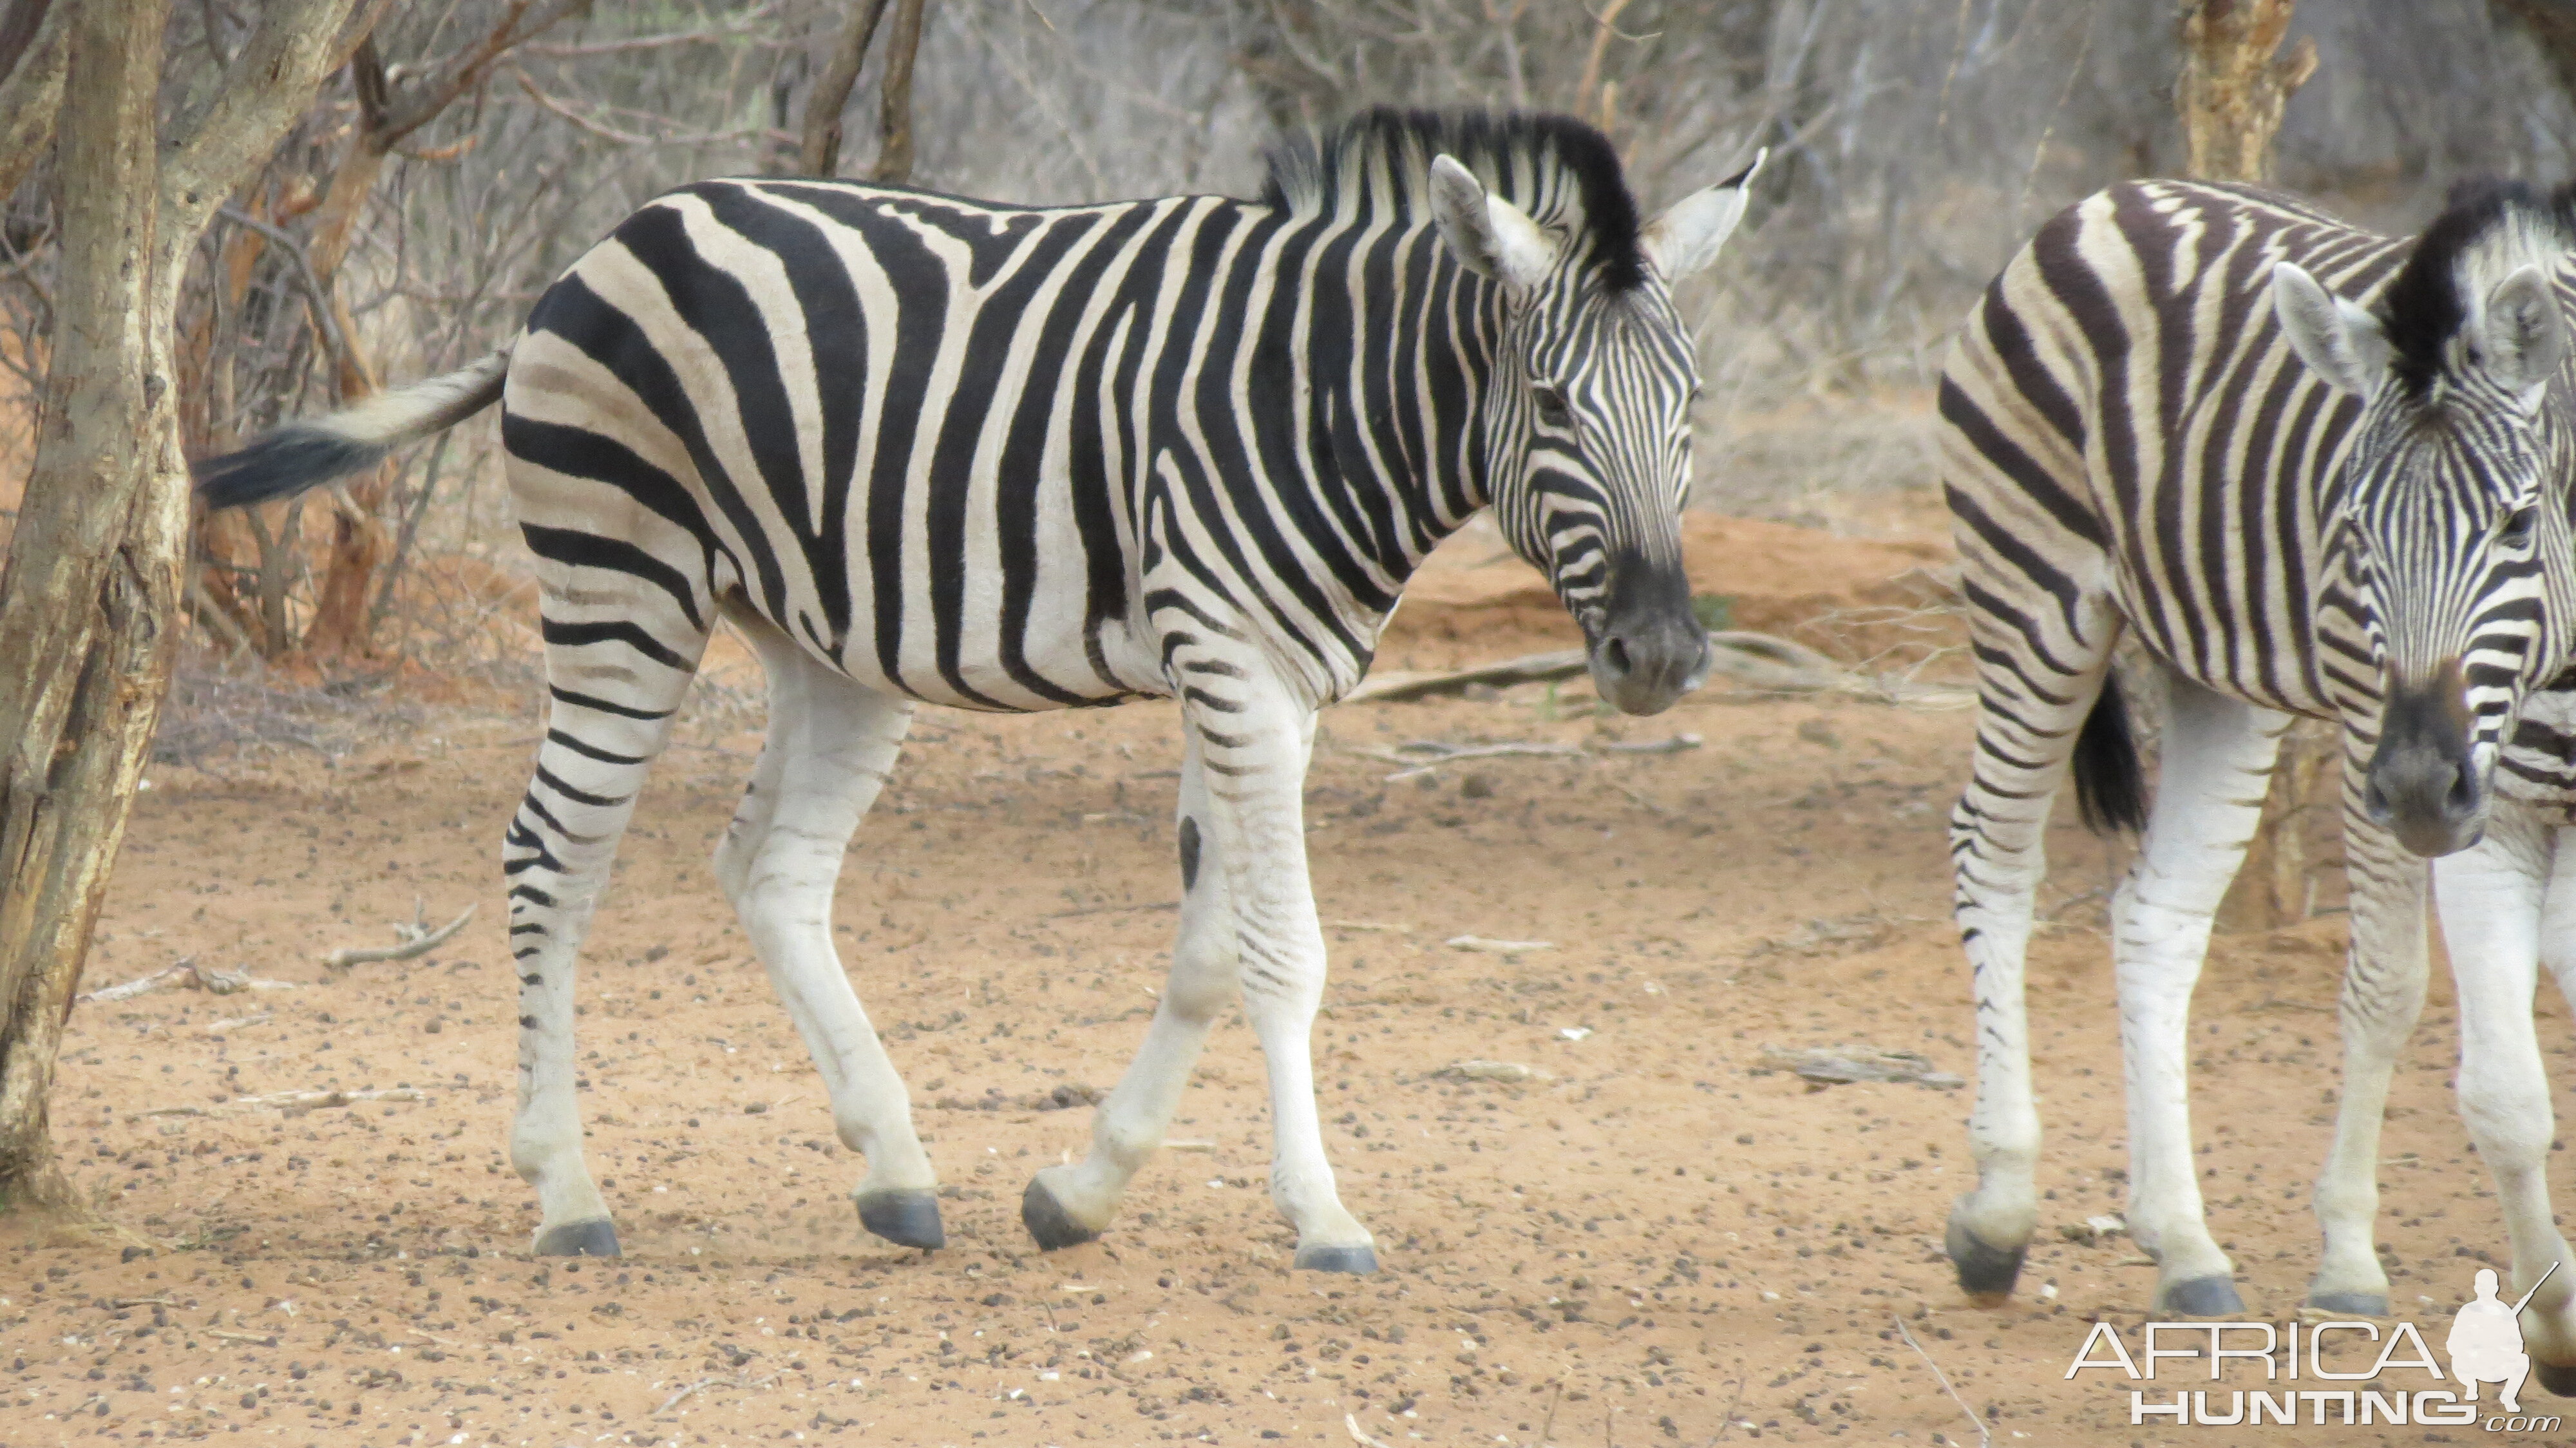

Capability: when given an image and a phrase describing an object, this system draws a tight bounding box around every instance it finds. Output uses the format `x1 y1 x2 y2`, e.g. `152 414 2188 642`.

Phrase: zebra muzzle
2363 663 2486 857
1586 556 1711 716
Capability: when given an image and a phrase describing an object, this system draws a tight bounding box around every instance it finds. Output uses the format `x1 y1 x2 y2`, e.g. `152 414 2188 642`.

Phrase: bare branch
873 0 929 182
0 0 68 206
800 0 894 177
159 0 363 264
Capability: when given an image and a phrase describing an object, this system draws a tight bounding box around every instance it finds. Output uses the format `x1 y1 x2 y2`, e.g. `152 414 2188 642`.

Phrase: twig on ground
653 1375 721 1416
1542 1380 1564 1446
1046 900 1179 920
1355 738 1586 781
232 1088 426 1114
1446 935 1554 955
1891 1313 1991 1447
1344 1413 1394 1448
1758 1045 1964 1091
1345 632 1971 709
1599 732 1703 754
1708 1371 1747 1443
208 1329 278 1346
324 903 474 969
79 959 298 1004
1345 648 1586 703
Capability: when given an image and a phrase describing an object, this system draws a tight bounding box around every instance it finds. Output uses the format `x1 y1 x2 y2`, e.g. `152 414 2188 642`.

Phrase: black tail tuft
193 425 390 511
2070 669 2150 835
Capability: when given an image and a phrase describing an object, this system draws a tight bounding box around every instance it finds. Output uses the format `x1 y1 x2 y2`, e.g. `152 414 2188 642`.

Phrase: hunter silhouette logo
2450 1262 2558 1415
2064 1260 2566 1431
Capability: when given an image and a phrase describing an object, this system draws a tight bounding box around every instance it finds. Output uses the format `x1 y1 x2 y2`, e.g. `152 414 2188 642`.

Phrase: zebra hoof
2304 1288 2389 1317
1944 1221 2025 1306
855 1190 945 1251
1021 1177 1101 1252
2535 1360 2576 1398
1292 1243 1379 1275
2157 1275 2244 1317
534 1219 621 1258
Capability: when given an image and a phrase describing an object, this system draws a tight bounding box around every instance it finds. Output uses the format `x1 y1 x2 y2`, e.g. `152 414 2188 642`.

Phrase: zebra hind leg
507 618 708 1257
2106 673 2285 1317
1024 731 1241 1251
714 616 940 1250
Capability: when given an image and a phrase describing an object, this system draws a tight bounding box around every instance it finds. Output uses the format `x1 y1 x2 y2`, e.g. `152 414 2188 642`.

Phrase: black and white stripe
1935 175 2576 1344
194 109 1758 1268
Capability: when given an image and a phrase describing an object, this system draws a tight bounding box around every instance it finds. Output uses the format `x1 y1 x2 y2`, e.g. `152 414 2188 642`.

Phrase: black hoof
1021 1177 1101 1252
1944 1221 2025 1306
2158 1275 2244 1317
1293 1243 1379 1275
855 1190 945 1250
2304 1289 2389 1317
534 1218 621 1257
2535 1360 2576 1398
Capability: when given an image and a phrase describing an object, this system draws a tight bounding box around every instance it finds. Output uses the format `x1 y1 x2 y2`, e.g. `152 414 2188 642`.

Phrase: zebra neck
1301 222 1506 612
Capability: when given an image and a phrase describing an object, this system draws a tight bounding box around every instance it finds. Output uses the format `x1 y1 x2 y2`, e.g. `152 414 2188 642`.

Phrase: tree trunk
2176 0 2318 187
0 0 176 1211
0 0 359 1213
799 0 893 178
2175 0 2330 932
872 0 929 184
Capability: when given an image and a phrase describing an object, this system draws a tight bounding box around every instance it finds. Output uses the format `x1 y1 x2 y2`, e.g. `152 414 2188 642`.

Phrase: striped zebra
1938 173 2576 1356
194 110 1760 1270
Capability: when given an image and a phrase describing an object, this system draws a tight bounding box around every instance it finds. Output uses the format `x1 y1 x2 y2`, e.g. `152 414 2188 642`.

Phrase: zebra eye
2501 506 2538 548
1531 384 1574 429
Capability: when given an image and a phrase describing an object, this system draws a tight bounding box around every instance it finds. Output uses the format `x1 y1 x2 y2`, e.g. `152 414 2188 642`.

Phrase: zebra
1936 173 2576 1353
193 110 1761 1271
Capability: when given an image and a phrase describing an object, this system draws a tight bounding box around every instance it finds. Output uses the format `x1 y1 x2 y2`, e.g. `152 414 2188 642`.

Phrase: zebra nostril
2446 761 2479 819
1601 635 1633 678
2361 777 2394 824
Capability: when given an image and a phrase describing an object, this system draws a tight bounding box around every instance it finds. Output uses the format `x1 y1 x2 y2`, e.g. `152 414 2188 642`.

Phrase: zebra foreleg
2307 801 2430 1316
1945 598 2124 1305
1218 700 1375 1273
2108 676 2283 1317
2439 808 2576 1390
715 625 940 1250
1024 730 1240 1251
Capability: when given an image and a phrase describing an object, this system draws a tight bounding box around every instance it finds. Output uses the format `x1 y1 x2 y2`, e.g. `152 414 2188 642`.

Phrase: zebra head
2273 184 2576 856
1425 144 1763 716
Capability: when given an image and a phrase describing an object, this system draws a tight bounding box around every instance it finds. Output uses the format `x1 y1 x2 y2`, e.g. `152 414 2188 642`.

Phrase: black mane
1258 108 1648 292
2379 176 2576 392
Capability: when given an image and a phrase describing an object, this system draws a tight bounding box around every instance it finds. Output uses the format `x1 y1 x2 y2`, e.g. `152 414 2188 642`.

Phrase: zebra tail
2070 668 2150 835
193 346 512 510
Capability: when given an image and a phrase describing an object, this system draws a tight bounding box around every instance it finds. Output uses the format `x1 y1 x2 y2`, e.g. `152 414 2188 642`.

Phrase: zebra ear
1428 154 1558 290
2273 261 2391 398
1642 149 1765 282
2481 264 2566 399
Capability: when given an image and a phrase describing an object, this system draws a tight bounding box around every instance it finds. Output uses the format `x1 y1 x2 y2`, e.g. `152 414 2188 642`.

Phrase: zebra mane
2379 176 2576 392
1258 108 1648 292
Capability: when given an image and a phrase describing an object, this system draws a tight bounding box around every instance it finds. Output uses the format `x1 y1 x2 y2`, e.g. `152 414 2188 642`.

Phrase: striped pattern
193 109 1752 1263
1935 177 2576 1321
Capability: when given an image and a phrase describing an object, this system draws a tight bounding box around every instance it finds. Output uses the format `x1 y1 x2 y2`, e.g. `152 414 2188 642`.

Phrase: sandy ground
5 503 2573 1448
